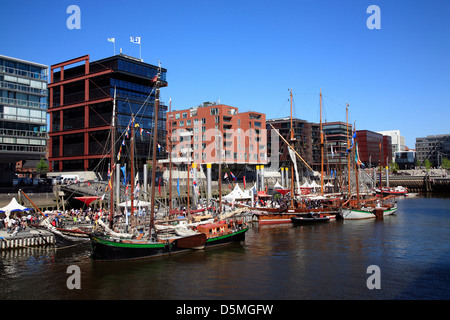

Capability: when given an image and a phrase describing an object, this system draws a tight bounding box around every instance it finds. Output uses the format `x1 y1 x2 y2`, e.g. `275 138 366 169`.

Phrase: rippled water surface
1 195 449 300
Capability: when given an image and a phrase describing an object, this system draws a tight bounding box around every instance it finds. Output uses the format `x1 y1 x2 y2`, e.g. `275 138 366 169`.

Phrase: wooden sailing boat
339 107 397 220
248 89 340 225
89 69 207 261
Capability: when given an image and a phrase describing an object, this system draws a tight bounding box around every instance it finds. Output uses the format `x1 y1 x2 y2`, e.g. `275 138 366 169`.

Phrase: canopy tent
75 196 100 206
0 197 31 214
223 184 252 202
0 198 32 222
257 191 271 198
300 181 312 188
309 180 320 189
273 181 283 189
118 199 152 207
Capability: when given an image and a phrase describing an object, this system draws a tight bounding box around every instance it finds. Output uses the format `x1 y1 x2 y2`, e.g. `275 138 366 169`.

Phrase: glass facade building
415 134 450 167
48 54 167 173
0 55 48 171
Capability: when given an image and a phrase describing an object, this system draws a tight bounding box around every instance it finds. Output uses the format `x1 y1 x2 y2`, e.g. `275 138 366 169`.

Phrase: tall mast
218 133 222 214
109 87 116 228
354 122 360 207
320 89 324 196
168 98 172 213
289 89 294 208
150 81 160 230
346 103 351 197
289 89 294 141
130 114 135 223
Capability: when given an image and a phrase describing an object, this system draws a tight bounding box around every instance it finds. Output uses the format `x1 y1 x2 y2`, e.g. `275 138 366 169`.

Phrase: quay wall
383 176 450 193
0 231 55 251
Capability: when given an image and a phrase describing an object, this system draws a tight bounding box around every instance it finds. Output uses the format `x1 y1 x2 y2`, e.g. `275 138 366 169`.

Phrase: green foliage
423 159 432 170
442 158 450 170
36 158 48 173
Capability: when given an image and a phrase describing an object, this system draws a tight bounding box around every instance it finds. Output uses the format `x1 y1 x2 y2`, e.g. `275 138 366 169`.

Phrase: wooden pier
0 229 55 250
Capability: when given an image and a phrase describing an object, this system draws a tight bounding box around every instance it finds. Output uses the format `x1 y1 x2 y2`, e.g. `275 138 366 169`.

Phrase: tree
389 162 399 174
36 158 48 175
423 159 432 171
442 158 450 170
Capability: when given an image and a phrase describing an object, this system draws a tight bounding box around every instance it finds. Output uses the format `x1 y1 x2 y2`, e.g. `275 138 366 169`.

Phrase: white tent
309 180 320 189
118 199 152 207
301 181 312 188
223 184 252 201
0 197 31 224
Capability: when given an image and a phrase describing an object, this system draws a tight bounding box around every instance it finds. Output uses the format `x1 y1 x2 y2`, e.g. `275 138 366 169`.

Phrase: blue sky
1 0 449 148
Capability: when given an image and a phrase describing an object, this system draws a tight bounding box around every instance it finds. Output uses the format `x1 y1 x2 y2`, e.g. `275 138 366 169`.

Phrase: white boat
340 205 398 220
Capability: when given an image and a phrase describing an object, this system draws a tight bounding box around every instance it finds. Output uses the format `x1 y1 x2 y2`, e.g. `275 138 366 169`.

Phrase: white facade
377 130 405 162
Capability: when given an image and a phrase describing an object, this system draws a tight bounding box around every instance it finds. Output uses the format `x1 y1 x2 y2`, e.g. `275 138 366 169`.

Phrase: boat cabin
197 222 230 238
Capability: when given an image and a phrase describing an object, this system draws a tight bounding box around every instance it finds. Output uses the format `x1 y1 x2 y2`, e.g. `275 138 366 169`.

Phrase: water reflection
1 196 450 299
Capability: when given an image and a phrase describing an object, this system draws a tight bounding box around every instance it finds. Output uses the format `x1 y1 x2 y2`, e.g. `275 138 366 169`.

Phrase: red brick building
167 102 267 166
356 130 392 168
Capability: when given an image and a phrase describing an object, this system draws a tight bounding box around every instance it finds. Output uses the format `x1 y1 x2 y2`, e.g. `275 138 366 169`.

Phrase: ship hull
89 233 206 261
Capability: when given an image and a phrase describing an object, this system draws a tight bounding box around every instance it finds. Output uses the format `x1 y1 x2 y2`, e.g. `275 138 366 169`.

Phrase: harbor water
1 195 449 300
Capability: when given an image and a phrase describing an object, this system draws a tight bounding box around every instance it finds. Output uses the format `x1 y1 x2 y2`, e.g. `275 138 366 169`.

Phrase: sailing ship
250 89 340 225
89 69 247 261
338 105 398 220
89 69 209 261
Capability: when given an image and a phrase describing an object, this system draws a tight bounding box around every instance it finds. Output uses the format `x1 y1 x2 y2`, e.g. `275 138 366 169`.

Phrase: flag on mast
130 37 140 44
108 38 116 55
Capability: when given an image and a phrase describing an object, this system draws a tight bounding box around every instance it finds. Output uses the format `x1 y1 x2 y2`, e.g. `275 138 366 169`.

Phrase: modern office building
47 54 167 174
266 117 314 171
0 55 48 184
167 102 267 167
266 119 354 173
321 121 353 171
415 134 450 167
356 130 392 168
395 149 416 169
377 130 405 162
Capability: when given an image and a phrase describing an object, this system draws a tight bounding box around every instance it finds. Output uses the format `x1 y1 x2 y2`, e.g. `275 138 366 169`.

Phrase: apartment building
167 102 267 166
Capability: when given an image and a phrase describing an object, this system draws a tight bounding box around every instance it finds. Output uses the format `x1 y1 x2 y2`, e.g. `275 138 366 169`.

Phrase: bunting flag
224 172 228 180
177 177 180 196
346 129 357 153
158 177 161 196
355 142 365 167
135 182 140 197
157 143 161 152
230 171 237 181
243 176 246 189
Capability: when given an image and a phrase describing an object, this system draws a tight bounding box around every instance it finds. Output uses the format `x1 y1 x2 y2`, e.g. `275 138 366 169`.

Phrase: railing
0 96 47 110
0 65 48 81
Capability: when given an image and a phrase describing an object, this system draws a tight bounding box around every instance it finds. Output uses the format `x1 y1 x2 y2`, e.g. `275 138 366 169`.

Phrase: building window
175 113 180 119
182 112 187 118
179 120 184 127
210 108 219 115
